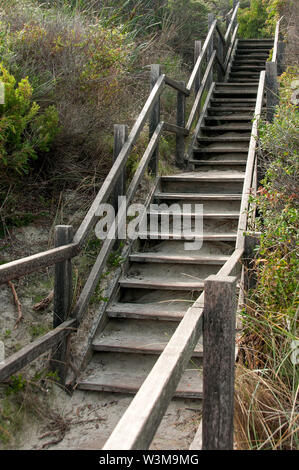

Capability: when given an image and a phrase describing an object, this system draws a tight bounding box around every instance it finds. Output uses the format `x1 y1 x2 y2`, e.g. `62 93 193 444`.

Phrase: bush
238 0 270 38
236 70 299 450
0 64 59 175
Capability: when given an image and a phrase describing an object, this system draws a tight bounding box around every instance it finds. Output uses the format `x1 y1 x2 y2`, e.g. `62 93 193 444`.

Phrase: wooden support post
51 225 73 384
266 61 279 122
113 124 128 213
277 41 285 75
202 275 237 450
176 81 186 168
207 14 214 89
243 233 260 294
149 64 161 175
217 34 224 81
194 40 202 97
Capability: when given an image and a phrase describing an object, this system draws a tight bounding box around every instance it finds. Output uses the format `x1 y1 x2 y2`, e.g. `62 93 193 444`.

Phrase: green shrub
238 0 269 38
0 64 59 174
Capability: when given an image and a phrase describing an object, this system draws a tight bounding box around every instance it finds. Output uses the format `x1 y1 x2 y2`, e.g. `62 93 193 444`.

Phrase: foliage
0 64 59 175
236 70 299 450
238 0 269 38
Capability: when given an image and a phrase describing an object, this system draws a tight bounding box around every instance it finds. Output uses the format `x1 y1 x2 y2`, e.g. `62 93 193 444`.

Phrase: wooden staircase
77 39 273 398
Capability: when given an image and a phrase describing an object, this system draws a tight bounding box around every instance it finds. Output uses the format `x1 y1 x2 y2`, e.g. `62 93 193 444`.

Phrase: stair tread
154 192 242 199
129 252 232 263
190 160 247 165
161 172 245 181
205 115 253 120
195 147 248 153
198 136 250 141
92 319 204 356
107 301 188 321
201 125 252 130
119 276 206 289
78 353 203 398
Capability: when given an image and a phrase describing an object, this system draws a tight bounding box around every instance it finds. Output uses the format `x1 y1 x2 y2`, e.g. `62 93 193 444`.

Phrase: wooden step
160 173 245 182
107 301 188 321
92 319 204 356
211 98 257 103
207 107 255 113
119 276 206 290
129 252 232 264
194 147 248 153
201 125 252 131
231 66 265 71
190 159 247 166
154 192 242 201
197 136 250 142
204 115 253 121
78 353 203 398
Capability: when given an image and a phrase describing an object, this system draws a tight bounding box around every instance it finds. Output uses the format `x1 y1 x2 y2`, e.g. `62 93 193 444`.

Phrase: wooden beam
50 225 73 384
186 51 216 132
187 20 217 92
149 64 161 175
176 81 186 167
236 71 265 251
202 275 237 450
165 76 190 96
0 243 79 284
112 125 128 213
0 319 76 382
266 62 279 122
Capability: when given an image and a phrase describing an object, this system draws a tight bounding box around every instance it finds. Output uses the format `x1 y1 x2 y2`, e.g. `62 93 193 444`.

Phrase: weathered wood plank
187 20 217 92
50 225 73 383
165 75 190 95
0 243 78 284
112 124 128 212
236 71 265 250
149 64 161 175
0 319 76 382
176 81 186 167
186 52 216 132
163 122 188 136
266 62 278 122
202 275 237 450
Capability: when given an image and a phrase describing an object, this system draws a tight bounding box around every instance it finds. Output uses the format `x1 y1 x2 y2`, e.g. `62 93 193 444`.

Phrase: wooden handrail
236 70 265 250
187 19 217 92
186 51 216 131
272 16 284 63
224 2 239 42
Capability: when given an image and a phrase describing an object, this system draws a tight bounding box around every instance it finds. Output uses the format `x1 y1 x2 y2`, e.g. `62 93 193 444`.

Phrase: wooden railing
266 16 285 122
0 3 241 385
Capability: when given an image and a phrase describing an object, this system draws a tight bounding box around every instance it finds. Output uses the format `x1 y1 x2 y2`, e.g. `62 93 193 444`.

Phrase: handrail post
113 124 128 213
207 14 214 89
233 0 238 28
176 81 186 167
149 64 161 175
277 41 285 75
202 274 237 450
194 40 202 97
266 61 279 122
216 32 224 81
50 225 73 384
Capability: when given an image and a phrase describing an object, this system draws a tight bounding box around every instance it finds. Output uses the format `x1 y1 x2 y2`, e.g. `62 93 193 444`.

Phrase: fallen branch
7 281 23 328
33 290 54 311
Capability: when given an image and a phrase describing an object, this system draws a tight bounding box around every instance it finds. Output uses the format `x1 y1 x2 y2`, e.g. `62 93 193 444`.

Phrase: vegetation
235 67 299 450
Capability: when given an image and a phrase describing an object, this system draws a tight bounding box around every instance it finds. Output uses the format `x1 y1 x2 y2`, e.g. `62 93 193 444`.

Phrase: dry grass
235 364 299 450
